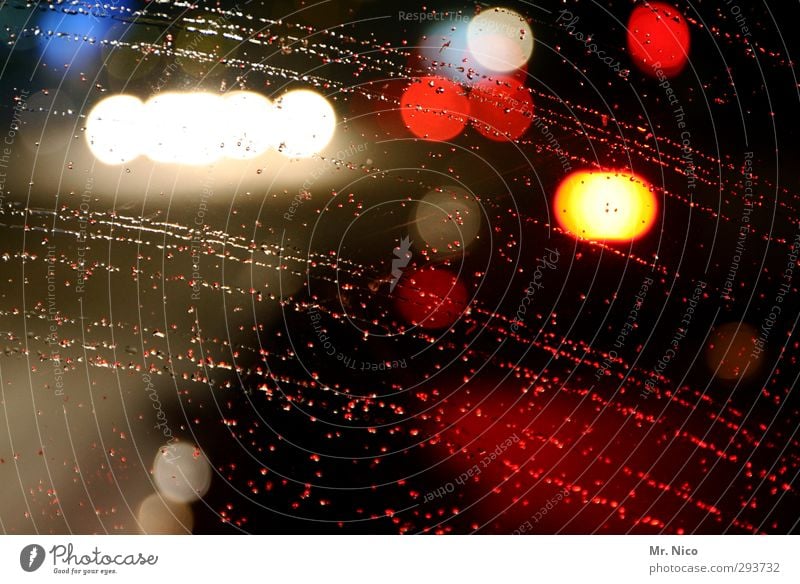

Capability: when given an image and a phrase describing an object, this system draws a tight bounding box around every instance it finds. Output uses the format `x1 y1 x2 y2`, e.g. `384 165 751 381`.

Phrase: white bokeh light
137 493 194 534
85 95 145 164
222 91 279 160
467 7 534 72
85 89 336 165
273 89 337 158
144 92 226 165
153 442 212 504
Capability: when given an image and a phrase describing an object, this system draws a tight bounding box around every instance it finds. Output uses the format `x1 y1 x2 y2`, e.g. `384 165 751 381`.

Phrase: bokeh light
85 89 335 165
273 89 337 158
85 95 145 165
222 91 278 160
394 266 469 330
706 323 762 381
400 76 470 141
153 443 212 504
554 170 658 241
413 186 482 256
137 493 194 534
145 92 226 165
467 7 534 73
469 76 534 141
627 2 691 77
2 0 798 540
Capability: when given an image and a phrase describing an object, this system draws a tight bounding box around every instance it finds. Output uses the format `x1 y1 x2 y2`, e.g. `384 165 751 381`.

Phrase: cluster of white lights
86 89 337 165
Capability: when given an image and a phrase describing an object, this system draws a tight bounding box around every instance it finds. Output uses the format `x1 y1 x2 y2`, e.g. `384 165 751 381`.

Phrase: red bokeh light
626 2 691 78
469 76 534 141
394 266 469 330
400 76 470 141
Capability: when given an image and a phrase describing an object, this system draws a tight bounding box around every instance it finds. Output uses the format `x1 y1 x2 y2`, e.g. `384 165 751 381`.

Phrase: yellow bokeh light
554 170 658 241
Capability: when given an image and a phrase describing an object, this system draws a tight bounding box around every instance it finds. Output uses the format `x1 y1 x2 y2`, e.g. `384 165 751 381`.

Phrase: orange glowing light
554 170 658 241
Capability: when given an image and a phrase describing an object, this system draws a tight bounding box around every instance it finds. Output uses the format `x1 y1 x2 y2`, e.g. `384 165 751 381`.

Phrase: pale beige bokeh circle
413 186 482 257
153 442 212 503
137 493 195 534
